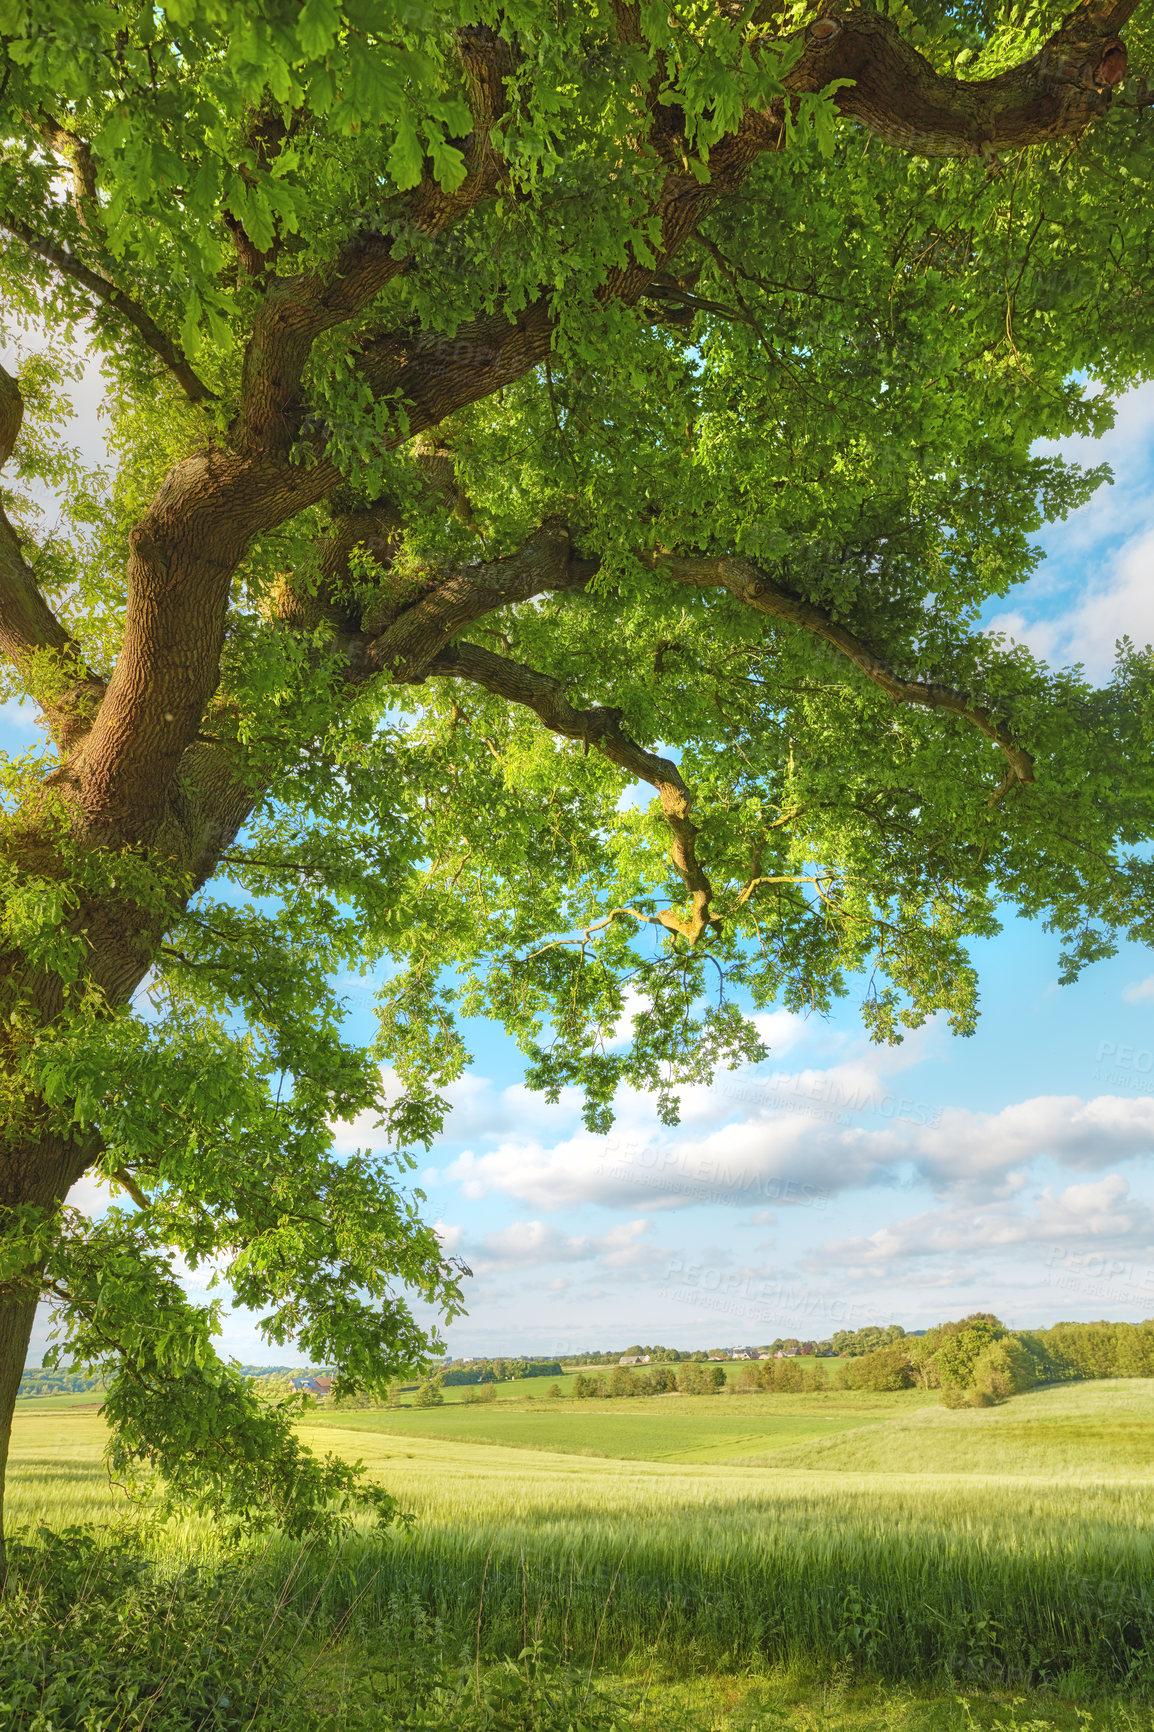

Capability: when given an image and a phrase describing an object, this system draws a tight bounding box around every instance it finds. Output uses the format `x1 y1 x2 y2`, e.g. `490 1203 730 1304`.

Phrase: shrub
933 1315 1008 1393
840 1346 916 1392
965 1336 1045 1406
0 1525 293 1731
679 1363 726 1395
413 1377 445 1408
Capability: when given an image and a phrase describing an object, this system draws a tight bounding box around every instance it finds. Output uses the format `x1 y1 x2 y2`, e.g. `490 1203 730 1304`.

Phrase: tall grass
7 1386 1154 1698
272 1429 1154 1690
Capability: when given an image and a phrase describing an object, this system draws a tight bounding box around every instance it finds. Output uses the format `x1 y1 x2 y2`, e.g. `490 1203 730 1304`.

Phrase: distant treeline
575 1359 838 1398
571 1317 1154 1407
825 1315 1154 1406
442 1359 563 1385
559 1325 908 1365
17 1370 104 1398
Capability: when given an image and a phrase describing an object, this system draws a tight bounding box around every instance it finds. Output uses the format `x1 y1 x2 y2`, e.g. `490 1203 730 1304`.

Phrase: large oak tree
0 0 1151 1555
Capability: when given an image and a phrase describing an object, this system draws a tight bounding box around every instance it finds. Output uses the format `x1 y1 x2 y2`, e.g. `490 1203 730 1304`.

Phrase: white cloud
1123 976 1154 1005
66 1171 114 1217
470 1216 655 1274
912 1094 1154 1192
817 1175 1154 1282
986 380 1154 679
432 1082 1154 1217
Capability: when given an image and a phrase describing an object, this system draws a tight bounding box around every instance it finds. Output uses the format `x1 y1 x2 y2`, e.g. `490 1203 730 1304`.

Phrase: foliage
840 1347 917 1394
932 1317 1011 1396
739 1357 830 1393
0 1524 294 1730
1025 1320 1154 1381
15 1368 103 1398
412 1375 445 1407
829 1326 909 1359
674 1362 728 1396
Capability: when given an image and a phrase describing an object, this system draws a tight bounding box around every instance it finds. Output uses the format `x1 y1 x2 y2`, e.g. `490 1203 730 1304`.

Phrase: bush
678 1363 726 1395
0 1525 293 1731
965 1336 1045 1406
933 1315 1007 1393
841 1346 916 1392
413 1377 445 1408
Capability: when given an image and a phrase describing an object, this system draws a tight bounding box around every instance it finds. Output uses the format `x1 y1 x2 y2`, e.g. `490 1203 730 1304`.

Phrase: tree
840 1344 915 1391
412 1374 445 1407
0 0 1151 1568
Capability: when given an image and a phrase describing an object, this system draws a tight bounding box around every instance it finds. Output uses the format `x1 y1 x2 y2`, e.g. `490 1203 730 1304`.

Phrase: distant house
618 1354 650 1366
291 1375 333 1395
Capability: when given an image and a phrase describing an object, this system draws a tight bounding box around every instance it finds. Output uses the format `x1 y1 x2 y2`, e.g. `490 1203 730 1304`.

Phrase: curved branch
0 364 105 747
647 552 1035 784
0 215 216 405
234 25 516 454
73 0 1123 842
800 3 1132 159
426 639 721 944
30 110 101 237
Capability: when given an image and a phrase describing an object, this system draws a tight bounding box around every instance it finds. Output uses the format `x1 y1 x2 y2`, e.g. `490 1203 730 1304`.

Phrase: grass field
7 1376 1154 1722
307 1388 920 1461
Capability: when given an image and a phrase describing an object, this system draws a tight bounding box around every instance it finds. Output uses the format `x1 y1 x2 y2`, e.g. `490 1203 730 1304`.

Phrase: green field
7 1376 1154 1726
419 1358 789 1403
308 1387 920 1461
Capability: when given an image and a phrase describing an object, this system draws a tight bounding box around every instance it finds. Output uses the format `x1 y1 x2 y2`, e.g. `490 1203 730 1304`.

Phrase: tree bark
0 1129 91 1588
0 1286 40 1588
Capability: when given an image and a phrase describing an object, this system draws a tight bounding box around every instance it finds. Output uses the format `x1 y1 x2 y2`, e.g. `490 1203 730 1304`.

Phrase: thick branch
31 110 101 237
365 522 596 680
805 3 1133 157
648 552 1035 783
0 364 105 747
0 364 21 472
234 25 515 454
74 0 1123 842
426 640 720 944
0 216 215 405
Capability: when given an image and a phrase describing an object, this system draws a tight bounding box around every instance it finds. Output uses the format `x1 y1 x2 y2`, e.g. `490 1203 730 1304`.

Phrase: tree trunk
0 1130 99 1587
0 1283 40 1588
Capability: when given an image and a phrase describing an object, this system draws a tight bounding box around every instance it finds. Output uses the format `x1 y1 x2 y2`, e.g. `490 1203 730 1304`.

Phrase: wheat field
8 1379 1154 1690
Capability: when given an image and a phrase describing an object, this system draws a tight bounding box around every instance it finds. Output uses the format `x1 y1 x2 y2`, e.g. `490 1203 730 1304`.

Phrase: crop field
310 1389 924 1461
8 1376 1154 1720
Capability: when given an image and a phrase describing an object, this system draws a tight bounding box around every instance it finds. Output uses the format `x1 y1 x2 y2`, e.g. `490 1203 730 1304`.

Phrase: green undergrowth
3 1524 1154 1732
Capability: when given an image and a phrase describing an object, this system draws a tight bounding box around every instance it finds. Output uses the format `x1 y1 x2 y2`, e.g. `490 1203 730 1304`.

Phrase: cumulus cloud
1123 976 1154 1005
985 380 1154 679
912 1095 1154 1192
817 1174 1154 1282
470 1216 656 1274
432 1082 1154 1217
66 1171 115 1217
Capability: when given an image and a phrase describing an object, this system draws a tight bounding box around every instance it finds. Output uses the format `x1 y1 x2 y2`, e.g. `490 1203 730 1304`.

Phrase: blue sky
12 356 1154 1366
